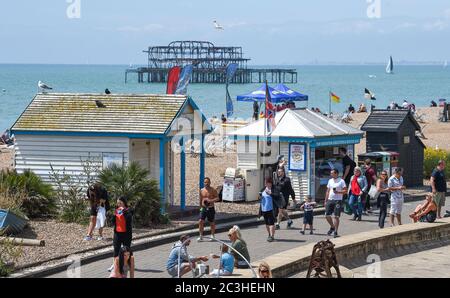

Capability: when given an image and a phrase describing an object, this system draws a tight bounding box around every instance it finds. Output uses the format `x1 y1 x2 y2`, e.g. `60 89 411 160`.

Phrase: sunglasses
260 269 269 273
381 173 387 176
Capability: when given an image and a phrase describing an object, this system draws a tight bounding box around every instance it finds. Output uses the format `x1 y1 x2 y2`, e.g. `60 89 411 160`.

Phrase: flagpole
329 90 332 116
263 81 267 180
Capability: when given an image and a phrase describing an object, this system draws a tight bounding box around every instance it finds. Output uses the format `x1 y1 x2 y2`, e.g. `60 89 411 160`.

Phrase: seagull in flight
213 20 224 30
38 81 53 93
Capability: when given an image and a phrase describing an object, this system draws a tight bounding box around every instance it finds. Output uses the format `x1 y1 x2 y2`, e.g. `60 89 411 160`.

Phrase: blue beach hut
10 93 212 213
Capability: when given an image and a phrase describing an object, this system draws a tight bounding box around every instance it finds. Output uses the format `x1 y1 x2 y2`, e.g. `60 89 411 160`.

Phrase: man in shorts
325 169 347 238
198 177 220 241
430 160 447 218
166 235 209 277
388 168 406 226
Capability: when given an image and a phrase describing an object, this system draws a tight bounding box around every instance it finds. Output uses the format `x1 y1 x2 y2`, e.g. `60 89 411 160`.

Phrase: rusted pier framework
125 41 297 84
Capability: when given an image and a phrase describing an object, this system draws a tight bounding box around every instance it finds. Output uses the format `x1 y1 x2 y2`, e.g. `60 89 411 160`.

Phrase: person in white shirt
402 100 409 109
325 169 348 238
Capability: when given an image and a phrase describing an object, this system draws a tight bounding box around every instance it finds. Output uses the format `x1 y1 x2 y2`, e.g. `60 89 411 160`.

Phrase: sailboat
444 60 448 69
386 56 394 74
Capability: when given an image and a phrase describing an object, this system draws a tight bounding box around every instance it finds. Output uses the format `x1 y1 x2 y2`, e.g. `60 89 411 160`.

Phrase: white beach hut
11 93 211 212
229 108 364 201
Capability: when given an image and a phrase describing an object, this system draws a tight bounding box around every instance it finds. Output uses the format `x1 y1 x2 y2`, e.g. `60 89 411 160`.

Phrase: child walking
300 196 316 235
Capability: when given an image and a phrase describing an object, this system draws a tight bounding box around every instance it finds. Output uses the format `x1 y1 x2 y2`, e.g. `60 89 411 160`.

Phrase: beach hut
229 108 363 202
361 109 425 187
10 93 211 212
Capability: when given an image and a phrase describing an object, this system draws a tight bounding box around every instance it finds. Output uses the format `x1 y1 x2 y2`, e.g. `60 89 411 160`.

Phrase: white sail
444 60 448 69
386 56 394 74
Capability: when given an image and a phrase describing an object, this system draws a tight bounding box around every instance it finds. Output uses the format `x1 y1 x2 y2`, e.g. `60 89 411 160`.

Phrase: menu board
289 143 306 171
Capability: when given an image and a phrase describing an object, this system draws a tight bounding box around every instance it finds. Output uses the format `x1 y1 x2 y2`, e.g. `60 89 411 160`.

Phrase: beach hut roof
361 109 421 132
230 108 363 138
11 93 211 136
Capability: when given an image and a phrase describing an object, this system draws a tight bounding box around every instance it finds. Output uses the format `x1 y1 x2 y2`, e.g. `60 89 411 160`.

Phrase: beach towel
95 206 106 229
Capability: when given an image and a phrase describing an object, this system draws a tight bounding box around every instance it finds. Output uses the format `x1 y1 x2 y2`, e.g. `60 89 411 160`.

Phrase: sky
1 0 450 65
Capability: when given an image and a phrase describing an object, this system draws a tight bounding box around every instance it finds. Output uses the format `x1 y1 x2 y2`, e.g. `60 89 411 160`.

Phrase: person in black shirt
84 183 109 241
340 147 356 186
274 167 296 229
431 160 447 218
253 101 260 121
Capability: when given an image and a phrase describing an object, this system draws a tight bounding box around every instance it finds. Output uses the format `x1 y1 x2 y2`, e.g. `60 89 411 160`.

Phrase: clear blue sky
1 0 450 64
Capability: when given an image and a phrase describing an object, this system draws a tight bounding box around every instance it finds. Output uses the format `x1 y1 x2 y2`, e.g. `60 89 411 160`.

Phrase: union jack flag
264 81 276 134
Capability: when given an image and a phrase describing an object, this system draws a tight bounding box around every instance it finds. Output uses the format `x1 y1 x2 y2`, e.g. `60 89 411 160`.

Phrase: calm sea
1 64 450 132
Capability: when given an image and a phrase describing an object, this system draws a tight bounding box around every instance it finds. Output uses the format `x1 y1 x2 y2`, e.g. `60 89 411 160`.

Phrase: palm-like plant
99 162 164 227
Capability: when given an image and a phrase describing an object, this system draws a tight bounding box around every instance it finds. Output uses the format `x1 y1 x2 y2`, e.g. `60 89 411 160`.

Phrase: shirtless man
198 177 220 242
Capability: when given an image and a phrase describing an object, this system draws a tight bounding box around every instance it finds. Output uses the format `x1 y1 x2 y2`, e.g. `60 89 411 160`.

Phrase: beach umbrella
236 84 293 103
274 84 308 101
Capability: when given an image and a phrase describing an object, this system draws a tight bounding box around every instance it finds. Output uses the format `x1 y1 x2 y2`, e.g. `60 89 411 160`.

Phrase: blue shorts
303 211 314 225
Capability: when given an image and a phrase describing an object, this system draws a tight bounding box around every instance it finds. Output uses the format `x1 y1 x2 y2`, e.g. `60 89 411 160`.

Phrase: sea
1 64 450 132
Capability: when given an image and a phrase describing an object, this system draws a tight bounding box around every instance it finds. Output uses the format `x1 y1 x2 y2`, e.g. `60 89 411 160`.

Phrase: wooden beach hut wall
229 109 364 202
361 109 425 187
10 93 211 212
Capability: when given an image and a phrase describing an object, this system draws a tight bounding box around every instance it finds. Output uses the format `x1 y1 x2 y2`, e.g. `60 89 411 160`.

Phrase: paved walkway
49 199 449 278
348 243 450 278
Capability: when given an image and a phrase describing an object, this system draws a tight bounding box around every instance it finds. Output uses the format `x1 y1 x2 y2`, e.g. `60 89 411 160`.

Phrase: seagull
2 89 5 92
95 100 106 108
38 81 53 93
105 88 111 94
213 20 224 30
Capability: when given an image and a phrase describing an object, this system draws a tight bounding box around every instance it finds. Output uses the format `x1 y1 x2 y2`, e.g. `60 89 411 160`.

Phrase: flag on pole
364 88 376 100
175 65 194 95
166 66 181 94
264 81 276 134
330 91 341 103
225 63 238 117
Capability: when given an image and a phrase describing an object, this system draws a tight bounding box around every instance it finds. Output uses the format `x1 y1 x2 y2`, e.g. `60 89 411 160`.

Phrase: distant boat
386 56 394 74
444 60 448 69
368 75 377 78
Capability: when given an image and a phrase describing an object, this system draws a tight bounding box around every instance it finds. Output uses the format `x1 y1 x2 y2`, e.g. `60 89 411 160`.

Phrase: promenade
48 198 450 278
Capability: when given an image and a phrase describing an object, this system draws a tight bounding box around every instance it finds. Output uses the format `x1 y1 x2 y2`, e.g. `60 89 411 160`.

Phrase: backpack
115 207 127 233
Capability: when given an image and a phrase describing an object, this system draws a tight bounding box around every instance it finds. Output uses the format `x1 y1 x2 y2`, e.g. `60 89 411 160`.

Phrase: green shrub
99 162 166 227
49 165 88 224
0 229 23 277
0 169 55 218
424 148 450 179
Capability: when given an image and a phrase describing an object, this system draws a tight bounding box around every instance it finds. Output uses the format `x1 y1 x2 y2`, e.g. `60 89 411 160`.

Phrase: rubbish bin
222 168 245 202
357 152 387 176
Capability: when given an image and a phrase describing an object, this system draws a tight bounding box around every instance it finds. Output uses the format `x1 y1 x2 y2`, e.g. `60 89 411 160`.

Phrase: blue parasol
274 84 308 101
236 84 293 103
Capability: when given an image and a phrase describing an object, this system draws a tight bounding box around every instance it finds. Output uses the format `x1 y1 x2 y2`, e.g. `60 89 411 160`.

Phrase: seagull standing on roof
213 20 224 30
38 81 53 93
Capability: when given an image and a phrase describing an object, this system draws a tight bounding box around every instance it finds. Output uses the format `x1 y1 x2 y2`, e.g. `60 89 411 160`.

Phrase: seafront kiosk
229 108 363 202
10 93 211 213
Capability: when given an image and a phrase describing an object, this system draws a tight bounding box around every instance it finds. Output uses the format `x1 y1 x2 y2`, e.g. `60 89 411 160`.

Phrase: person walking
376 171 391 228
166 235 209 278
325 169 347 238
109 246 135 278
259 178 278 242
228 226 251 269
84 183 109 241
274 167 296 229
198 177 220 241
388 168 406 226
112 197 133 259
363 159 377 214
299 195 317 235
340 147 356 187
430 160 447 218
348 167 368 221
